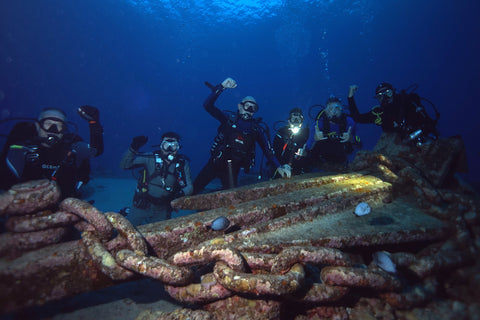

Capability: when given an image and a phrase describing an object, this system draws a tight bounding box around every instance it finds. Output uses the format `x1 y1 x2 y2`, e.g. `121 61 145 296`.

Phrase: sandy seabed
12 278 182 320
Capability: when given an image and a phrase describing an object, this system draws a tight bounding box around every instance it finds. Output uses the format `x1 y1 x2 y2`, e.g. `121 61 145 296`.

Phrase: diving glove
131 135 148 151
77 105 100 123
71 141 97 164
221 77 237 89
277 164 292 179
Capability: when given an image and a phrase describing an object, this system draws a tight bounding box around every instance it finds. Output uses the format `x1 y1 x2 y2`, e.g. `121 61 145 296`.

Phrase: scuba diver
120 131 193 225
0 106 103 198
347 82 439 146
306 96 360 170
272 107 310 177
193 77 291 194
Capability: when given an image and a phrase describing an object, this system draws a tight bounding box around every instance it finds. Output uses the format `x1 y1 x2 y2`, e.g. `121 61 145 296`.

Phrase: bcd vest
210 113 258 168
136 153 188 194
317 112 348 139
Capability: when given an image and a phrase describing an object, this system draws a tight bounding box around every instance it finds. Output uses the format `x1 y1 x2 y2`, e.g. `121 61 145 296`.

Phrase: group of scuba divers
0 77 440 226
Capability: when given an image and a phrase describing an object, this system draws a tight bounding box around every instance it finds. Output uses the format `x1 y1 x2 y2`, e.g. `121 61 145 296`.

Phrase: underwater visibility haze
2 2 480 318
0 0 479 183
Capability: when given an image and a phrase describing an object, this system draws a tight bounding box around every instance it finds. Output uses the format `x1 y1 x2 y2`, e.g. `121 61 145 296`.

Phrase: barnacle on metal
116 249 194 285
213 261 305 295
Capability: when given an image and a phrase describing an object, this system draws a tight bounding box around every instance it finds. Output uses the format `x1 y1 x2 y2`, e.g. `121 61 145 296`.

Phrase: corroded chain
60 198 194 284
2 191 472 308
1 174 478 317
54 200 398 305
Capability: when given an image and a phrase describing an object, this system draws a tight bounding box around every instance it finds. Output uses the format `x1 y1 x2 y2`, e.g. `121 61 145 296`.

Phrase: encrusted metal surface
1 135 479 319
224 199 449 252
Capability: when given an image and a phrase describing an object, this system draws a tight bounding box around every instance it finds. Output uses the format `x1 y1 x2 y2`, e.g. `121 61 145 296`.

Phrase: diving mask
289 113 304 126
161 139 179 153
325 104 342 119
375 89 393 103
241 102 259 113
38 117 66 134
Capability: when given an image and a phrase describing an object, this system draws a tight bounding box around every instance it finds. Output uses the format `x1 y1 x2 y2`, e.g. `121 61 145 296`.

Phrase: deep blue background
1 0 479 183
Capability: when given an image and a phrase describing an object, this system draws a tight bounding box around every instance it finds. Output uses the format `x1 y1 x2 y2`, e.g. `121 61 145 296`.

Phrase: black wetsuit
273 125 310 175
193 85 280 194
348 92 437 139
0 121 103 198
306 114 358 166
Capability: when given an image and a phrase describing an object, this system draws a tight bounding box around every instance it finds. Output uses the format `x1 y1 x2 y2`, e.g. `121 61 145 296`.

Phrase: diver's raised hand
348 85 358 98
77 105 100 123
221 77 237 89
131 135 148 151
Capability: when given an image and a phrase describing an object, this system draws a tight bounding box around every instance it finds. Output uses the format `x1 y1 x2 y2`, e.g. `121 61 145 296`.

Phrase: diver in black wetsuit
272 108 310 177
348 83 439 145
0 106 104 198
193 77 291 194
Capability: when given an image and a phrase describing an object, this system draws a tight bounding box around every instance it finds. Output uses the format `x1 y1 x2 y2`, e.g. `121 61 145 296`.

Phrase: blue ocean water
0 0 479 183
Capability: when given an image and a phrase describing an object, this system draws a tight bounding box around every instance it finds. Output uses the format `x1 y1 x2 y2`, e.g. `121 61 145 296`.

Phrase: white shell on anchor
373 251 396 274
211 216 230 231
354 202 371 216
